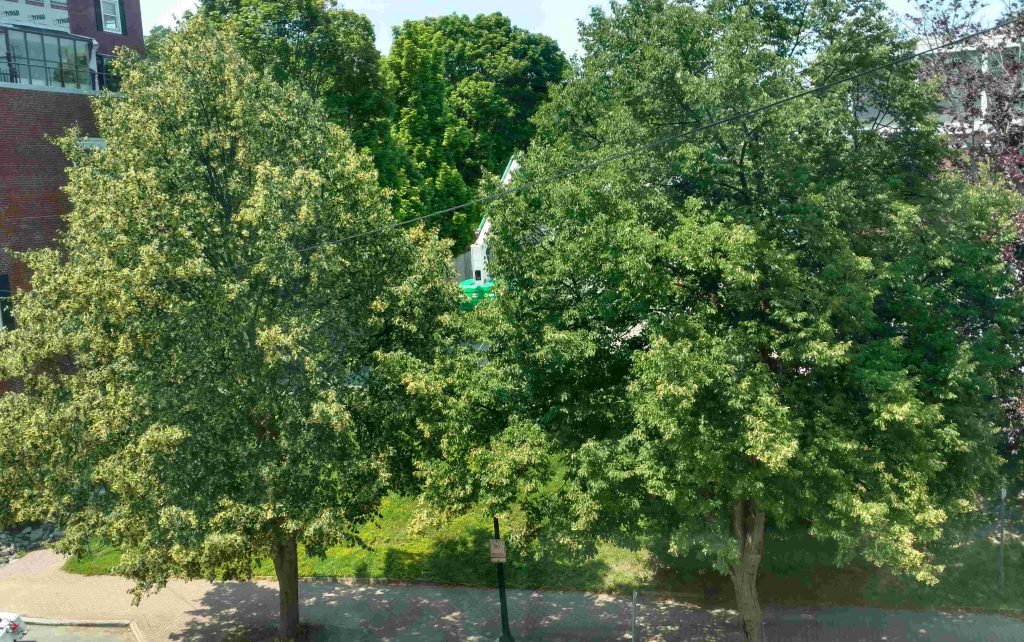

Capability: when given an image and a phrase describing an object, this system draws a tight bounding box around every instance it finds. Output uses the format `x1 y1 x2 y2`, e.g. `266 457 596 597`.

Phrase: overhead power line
7 15 1020 270
224 13 1018 272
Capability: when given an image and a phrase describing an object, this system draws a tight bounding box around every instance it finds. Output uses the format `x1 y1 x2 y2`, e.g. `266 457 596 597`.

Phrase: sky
140 0 998 56
142 0 611 56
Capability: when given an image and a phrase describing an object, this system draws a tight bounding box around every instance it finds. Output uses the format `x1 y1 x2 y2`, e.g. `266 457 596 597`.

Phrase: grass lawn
64 495 653 593
64 495 1024 615
651 527 1024 616
64 540 121 576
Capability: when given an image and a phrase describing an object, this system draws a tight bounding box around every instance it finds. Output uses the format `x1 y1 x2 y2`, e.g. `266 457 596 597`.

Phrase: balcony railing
0 57 120 92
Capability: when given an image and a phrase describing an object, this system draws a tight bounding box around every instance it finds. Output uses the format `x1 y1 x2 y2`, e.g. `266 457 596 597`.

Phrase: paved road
21 624 135 642
2 550 1024 640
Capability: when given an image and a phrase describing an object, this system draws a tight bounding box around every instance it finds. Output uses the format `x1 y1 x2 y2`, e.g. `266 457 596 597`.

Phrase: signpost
490 537 507 563
1000 487 1007 589
492 517 514 642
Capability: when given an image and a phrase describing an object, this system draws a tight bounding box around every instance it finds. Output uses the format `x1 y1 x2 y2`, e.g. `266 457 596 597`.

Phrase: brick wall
0 86 98 294
67 0 145 56
0 87 96 391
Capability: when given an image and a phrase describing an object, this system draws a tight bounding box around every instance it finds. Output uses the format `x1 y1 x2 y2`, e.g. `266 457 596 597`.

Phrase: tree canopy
385 13 568 249
0 20 458 639
188 5 567 252
392 13 568 184
415 0 1024 639
198 0 402 190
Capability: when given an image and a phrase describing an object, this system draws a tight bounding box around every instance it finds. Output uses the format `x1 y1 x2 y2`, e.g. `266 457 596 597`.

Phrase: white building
455 156 519 284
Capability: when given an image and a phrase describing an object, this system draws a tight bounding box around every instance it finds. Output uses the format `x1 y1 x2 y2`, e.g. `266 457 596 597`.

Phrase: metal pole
632 589 638 641
494 517 514 642
1000 487 1007 589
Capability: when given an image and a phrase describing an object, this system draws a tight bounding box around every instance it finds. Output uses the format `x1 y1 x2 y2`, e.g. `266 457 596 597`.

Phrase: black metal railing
0 58 120 92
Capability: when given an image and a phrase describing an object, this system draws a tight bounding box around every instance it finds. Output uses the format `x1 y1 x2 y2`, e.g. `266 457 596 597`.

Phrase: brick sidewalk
3 550 1024 641
0 550 216 640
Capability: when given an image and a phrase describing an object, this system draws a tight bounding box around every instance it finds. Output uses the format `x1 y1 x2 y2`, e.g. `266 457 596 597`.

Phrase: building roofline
0 80 98 95
0 22 94 41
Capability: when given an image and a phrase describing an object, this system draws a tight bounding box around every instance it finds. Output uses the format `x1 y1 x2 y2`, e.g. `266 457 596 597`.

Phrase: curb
254 575 422 587
255 575 713 597
260 575 709 602
23 618 132 627
23 617 143 641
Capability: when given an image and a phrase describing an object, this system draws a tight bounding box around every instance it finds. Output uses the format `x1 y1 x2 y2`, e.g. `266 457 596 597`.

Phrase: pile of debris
0 525 62 566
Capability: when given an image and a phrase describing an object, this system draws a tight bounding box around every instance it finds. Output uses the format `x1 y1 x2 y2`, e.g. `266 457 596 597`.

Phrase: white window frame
100 0 121 33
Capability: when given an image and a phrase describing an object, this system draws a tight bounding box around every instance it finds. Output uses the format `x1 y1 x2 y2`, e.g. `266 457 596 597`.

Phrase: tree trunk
729 499 766 642
272 533 300 641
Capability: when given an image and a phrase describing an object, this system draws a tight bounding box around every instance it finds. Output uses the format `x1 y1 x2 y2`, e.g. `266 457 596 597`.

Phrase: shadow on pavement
165 571 1024 641
170 579 659 640
169 581 281 642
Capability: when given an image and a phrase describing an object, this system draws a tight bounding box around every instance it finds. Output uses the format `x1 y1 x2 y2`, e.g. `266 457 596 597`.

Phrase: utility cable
6 15 1020 273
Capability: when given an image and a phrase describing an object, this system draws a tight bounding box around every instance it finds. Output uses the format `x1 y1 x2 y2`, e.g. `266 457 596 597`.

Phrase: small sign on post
491 517 515 641
490 538 507 563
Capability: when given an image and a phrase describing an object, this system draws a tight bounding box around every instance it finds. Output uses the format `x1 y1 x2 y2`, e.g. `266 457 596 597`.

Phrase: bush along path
62 495 1024 617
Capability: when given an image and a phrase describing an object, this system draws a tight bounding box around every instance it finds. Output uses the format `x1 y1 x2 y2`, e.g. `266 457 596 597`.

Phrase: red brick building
0 0 144 329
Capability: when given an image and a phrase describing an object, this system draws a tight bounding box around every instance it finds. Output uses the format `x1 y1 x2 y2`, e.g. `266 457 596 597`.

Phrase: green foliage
417 0 1024 596
63 539 122 576
65 507 1024 615
0 19 459 600
64 495 652 592
385 13 567 250
384 25 476 248
199 0 401 190
396 13 567 183
144 25 174 55
188 6 565 252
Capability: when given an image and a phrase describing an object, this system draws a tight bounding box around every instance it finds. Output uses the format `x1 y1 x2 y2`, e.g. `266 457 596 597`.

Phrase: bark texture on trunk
272 533 301 641
729 499 766 642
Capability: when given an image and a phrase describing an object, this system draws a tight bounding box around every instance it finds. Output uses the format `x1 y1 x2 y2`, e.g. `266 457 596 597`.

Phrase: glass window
8 31 25 59
76 40 90 89
97 54 119 92
24 32 44 85
25 33 42 62
58 36 74 65
0 29 92 90
43 33 59 85
0 32 9 84
75 40 88 66
100 0 121 33
42 33 57 63
58 35 74 85
9 31 29 85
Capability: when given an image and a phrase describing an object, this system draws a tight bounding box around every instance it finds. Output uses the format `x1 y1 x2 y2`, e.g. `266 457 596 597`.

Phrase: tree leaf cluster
0 20 460 598
195 2 568 252
416 0 1024 591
